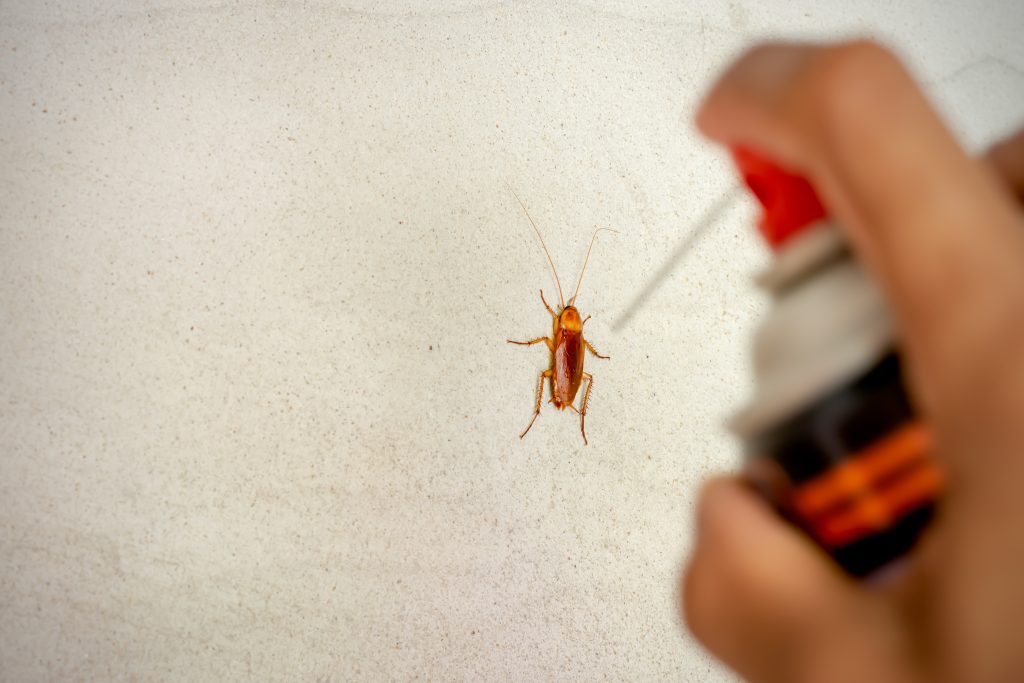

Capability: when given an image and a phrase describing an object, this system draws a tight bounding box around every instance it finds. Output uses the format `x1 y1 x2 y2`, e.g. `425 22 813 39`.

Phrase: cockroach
506 188 616 445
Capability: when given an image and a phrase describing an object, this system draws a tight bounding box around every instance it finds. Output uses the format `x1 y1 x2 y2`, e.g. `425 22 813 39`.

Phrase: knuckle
682 542 761 664
802 40 907 138
810 40 899 95
682 482 741 644
681 552 722 645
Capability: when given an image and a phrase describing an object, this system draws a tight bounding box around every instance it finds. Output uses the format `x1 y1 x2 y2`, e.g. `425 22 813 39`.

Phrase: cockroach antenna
570 227 618 307
506 183 565 308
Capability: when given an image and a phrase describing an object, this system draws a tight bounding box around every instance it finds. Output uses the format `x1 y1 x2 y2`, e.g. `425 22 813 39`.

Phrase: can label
789 422 942 548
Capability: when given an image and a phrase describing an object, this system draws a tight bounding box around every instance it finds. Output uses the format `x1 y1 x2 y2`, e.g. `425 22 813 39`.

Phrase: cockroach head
559 306 582 332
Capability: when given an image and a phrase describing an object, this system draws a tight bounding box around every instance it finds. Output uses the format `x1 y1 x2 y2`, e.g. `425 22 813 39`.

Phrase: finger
986 127 1024 203
683 478 908 683
696 41 1024 420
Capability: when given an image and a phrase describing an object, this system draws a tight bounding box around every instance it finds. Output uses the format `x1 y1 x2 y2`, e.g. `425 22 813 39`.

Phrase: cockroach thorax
559 306 582 332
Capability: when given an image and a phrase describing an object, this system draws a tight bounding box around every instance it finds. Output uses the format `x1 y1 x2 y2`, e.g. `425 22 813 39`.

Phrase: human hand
683 41 1024 683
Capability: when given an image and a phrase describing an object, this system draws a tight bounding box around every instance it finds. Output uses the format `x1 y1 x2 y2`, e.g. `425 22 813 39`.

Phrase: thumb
683 478 911 683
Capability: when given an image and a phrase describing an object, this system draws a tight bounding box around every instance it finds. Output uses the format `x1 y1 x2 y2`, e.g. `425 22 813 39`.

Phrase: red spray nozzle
732 147 827 249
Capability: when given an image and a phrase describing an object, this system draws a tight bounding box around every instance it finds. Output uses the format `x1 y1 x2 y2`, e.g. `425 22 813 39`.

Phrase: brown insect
507 188 616 445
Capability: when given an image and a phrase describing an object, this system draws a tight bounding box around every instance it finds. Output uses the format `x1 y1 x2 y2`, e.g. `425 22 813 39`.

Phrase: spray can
728 148 944 577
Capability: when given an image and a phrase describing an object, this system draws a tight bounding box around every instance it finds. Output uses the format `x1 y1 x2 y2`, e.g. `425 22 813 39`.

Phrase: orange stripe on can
791 422 932 518
812 462 944 548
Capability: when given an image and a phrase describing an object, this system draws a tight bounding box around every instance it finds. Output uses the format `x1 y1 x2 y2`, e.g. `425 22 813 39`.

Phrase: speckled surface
1 1 1021 680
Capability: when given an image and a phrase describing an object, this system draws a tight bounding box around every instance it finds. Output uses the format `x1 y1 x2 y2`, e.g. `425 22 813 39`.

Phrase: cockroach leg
584 339 609 360
539 289 558 318
579 372 594 445
507 336 554 352
520 369 553 439
581 315 591 326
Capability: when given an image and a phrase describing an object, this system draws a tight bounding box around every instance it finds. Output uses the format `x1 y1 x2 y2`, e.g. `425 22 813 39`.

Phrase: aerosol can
729 148 943 577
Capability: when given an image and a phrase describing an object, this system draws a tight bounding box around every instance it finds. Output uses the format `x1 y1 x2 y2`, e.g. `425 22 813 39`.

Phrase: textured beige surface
1 1 1021 680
